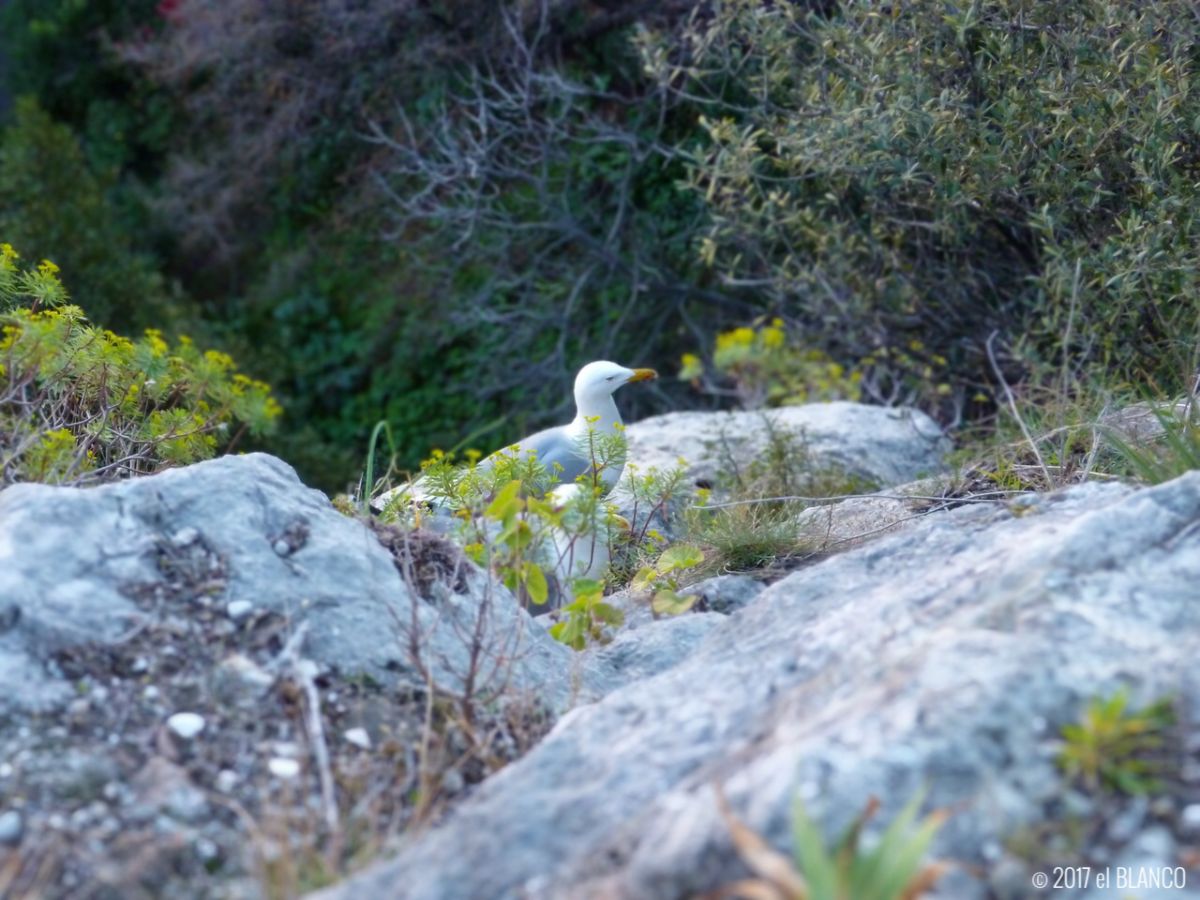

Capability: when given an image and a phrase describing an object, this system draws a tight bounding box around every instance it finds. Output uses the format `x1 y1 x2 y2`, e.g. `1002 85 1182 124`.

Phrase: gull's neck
569 392 622 436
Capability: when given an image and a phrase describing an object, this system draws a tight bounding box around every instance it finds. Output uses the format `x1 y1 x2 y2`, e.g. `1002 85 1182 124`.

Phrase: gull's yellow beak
627 368 658 383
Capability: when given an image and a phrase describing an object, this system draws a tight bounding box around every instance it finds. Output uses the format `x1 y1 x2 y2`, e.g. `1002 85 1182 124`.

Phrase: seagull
373 360 656 513
474 361 657 495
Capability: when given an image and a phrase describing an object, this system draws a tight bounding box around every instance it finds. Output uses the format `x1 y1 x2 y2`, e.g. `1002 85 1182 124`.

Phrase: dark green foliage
0 99 181 331
6 0 1199 493
355 15 726 483
0 0 173 172
651 0 1200 410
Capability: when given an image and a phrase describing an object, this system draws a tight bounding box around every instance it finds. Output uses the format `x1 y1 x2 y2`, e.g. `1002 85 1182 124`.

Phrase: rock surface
0 454 569 897
315 472 1200 900
0 453 571 714
3 407 1198 900
621 401 949 489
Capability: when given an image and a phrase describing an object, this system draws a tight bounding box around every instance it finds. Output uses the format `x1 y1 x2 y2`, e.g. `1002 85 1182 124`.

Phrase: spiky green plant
716 787 948 900
1104 405 1200 486
1059 689 1175 794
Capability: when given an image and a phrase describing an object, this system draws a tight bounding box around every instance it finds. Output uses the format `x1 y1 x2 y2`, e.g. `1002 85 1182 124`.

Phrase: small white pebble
171 527 200 548
1181 803 1200 835
195 837 219 861
143 686 160 701
0 763 13 778
215 770 240 793
226 600 254 621
344 728 371 750
268 758 301 779
166 712 206 740
273 539 291 556
441 769 465 795
0 810 23 846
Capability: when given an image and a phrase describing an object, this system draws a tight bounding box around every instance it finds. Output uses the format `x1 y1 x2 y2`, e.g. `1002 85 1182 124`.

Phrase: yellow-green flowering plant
680 319 864 410
1 242 281 486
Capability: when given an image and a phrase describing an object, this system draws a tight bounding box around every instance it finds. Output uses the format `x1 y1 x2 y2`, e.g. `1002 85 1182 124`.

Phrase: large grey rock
0 454 573 715
680 574 764 614
621 401 949 490
313 473 1200 900
581 612 725 698
794 474 959 550
1100 398 1197 444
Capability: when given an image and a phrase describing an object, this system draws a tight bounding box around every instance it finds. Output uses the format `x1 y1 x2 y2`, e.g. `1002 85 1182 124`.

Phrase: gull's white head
573 361 657 407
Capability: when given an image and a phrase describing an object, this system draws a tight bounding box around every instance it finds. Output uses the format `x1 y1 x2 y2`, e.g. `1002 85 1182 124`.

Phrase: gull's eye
606 376 615 381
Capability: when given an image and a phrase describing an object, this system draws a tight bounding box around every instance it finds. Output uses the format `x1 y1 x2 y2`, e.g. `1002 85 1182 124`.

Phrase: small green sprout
632 543 706 616
548 578 624 650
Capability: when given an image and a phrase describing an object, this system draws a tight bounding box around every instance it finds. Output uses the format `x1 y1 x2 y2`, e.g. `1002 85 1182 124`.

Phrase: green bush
0 0 172 173
646 0 1200 409
0 99 181 332
1 243 280 486
114 2 722 489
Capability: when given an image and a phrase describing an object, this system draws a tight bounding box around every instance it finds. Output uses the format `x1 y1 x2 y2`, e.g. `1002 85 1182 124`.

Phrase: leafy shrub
377 434 634 647
681 318 865 409
549 577 625 650
630 543 706 616
646 0 1200 413
0 243 280 486
0 99 181 332
0 0 172 173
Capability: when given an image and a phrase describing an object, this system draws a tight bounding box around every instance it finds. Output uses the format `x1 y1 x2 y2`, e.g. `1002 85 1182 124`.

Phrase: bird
472 360 657 495
373 360 656 513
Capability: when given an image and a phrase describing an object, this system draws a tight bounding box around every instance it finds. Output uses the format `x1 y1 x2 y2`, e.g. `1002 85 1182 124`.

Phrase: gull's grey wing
480 425 590 485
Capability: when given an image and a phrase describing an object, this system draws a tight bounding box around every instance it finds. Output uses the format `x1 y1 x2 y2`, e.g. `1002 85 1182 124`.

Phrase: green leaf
651 589 697 616
527 496 563 526
498 518 534 550
571 577 604 596
524 562 549 606
553 615 586 650
485 479 524 522
501 568 519 592
592 602 625 626
657 543 705 574
792 798 839 899
631 565 658 592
